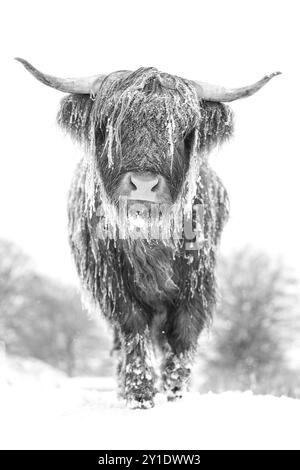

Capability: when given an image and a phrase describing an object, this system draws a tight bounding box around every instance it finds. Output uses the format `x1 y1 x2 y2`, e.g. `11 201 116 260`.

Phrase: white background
0 0 299 284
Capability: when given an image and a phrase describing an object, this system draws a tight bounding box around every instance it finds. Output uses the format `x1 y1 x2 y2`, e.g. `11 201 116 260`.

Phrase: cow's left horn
191 72 281 102
15 58 106 94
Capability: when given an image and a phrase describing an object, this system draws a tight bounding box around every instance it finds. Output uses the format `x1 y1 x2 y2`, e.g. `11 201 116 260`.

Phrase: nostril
129 178 137 190
151 181 159 192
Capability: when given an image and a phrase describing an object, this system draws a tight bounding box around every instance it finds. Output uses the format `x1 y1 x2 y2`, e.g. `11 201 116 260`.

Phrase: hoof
127 398 155 410
165 386 184 402
166 392 183 402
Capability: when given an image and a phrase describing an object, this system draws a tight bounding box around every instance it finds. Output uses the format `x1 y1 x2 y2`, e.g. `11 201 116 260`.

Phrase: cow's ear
198 101 234 152
57 94 94 144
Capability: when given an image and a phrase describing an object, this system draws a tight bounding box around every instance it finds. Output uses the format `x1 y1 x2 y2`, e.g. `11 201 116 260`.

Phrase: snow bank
0 357 299 450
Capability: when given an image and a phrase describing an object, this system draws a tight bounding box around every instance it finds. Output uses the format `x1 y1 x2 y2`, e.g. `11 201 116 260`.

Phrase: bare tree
0 239 33 347
0 239 113 377
202 247 300 395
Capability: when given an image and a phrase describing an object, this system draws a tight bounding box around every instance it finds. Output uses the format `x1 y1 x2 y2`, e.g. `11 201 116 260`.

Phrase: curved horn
15 58 106 94
191 72 281 102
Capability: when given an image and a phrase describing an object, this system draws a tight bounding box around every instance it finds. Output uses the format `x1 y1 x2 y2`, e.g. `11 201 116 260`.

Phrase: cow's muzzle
117 172 172 204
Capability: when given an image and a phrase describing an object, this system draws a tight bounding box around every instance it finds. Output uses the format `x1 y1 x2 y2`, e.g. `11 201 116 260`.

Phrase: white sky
0 0 299 284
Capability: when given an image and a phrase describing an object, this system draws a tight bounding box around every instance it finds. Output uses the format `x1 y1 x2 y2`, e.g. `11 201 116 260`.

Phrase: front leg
114 302 156 409
161 296 206 400
161 347 194 401
120 328 155 409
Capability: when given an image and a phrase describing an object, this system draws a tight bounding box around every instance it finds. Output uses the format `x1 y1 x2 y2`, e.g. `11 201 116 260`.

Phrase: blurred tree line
0 239 114 377
200 248 300 398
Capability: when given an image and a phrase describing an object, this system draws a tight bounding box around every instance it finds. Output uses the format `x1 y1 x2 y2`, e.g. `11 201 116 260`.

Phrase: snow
1 357 300 450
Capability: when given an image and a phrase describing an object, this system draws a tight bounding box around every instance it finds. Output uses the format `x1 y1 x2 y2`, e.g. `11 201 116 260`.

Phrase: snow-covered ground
1 356 300 450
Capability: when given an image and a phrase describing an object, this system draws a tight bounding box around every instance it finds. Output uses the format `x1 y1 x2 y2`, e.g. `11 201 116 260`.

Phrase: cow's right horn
15 58 106 95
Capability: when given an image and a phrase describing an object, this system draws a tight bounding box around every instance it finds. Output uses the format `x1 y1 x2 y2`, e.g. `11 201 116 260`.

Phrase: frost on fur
59 67 233 407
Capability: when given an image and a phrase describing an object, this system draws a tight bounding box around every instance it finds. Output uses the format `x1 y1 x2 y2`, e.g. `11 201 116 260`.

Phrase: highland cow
16 58 280 408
